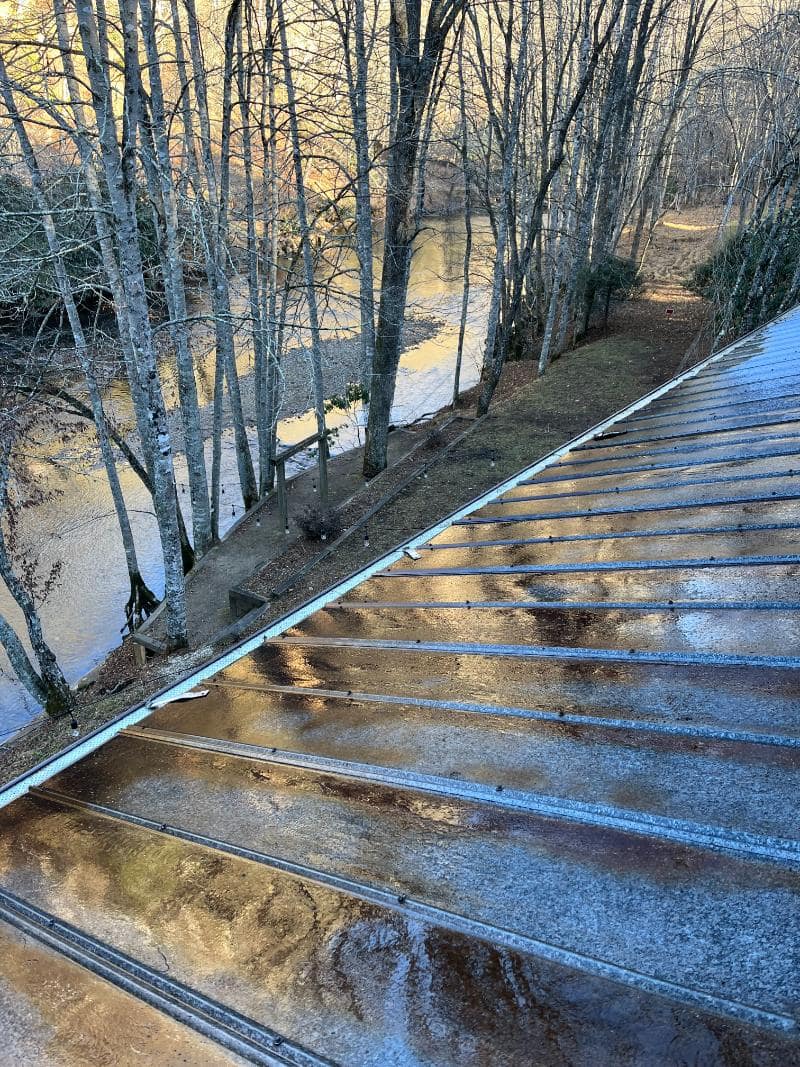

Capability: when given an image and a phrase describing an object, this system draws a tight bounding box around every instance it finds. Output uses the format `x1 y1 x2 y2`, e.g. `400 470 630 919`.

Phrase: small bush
425 424 446 450
325 382 369 413
578 254 642 334
296 505 343 542
0 167 189 335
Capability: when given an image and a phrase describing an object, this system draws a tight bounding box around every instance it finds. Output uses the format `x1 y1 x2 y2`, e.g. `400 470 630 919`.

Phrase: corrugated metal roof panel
1 309 799 1064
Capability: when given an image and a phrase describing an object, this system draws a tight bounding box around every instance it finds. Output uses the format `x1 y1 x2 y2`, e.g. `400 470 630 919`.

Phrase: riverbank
25 310 444 463
166 313 445 450
0 303 459 736
0 275 709 786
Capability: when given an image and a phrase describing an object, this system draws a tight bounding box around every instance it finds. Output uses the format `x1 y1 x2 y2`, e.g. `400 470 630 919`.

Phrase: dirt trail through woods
633 204 721 284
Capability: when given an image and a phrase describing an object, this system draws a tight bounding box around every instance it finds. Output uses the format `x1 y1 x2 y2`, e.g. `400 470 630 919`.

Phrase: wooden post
276 457 288 532
271 432 326 531
317 433 329 507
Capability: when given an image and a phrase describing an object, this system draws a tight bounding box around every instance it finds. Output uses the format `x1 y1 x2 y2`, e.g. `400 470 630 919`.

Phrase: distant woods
0 0 798 715
687 11 800 338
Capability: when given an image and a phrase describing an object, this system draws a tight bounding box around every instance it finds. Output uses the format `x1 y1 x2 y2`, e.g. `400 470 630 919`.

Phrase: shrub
425 424 446 449
578 254 642 335
325 382 369 413
689 215 800 335
0 168 170 335
296 505 343 542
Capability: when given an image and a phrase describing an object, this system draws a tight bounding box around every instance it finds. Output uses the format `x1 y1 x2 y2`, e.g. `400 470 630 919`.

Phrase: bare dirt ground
636 206 722 283
0 207 715 786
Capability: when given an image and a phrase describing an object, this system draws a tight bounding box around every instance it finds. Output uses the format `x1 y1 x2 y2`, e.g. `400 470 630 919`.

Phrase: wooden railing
271 431 329 532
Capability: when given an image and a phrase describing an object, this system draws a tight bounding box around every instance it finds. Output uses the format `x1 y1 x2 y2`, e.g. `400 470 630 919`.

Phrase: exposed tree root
123 572 161 634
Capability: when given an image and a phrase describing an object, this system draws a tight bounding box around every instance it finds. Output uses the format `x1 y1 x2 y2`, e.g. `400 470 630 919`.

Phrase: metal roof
1 309 799 1065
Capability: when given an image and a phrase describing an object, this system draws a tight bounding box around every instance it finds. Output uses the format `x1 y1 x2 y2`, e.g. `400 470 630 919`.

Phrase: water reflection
0 794 792 1066
219 640 800 731
0 919 240 1065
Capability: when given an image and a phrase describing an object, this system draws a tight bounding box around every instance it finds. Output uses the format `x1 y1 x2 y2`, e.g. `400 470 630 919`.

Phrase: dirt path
632 204 722 284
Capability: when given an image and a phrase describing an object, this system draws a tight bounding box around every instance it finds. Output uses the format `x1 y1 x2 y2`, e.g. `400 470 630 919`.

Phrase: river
0 217 494 739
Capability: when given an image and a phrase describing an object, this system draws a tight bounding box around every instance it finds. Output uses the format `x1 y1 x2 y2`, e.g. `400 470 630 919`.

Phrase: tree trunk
258 9 284 495
0 611 54 714
276 0 329 500
0 53 159 633
453 25 473 407
235 3 269 495
138 0 213 555
183 0 258 511
363 0 465 476
364 97 419 474
476 0 531 415
0 454 74 718
74 0 188 648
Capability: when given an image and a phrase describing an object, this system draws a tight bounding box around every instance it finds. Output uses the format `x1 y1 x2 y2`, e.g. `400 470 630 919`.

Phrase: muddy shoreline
173 315 444 446
29 313 444 463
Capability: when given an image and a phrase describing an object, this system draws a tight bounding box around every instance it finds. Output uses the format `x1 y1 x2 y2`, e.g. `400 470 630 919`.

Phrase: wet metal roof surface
2 310 800 1065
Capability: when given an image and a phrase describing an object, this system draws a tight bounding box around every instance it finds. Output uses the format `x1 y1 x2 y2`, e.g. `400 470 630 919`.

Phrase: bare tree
0 53 159 631
72 0 188 648
363 0 465 476
0 440 74 717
